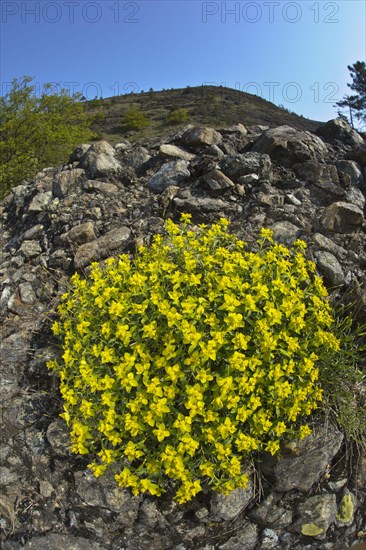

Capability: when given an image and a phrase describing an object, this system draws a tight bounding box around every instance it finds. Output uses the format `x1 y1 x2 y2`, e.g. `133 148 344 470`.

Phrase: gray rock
78 141 124 180
114 140 132 151
74 226 131 269
320 202 364 233
316 118 364 147
120 146 151 174
46 419 72 457
174 192 239 216
220 152 272 181
345 145 366 167
270 221 301 244
211 482 253 521
293 161 339 185
249 494 293 528
203 169 235 191
344 185 365 209
0 331 31 390
181 126 222 147
60 222 97 245
19 282 37 305
147 160 190 193
336 160 364 188
272 424 343 492
18 240 42 259
23 533 102 549
69 143 91 162
314 251 345 287
293 493 337 539
159 143 195 161
82 180 120 194
219 520 258 549
52 168 85 198
312 233 347 259
252 125 328 166
260 528 279 549
28 191 53 212
239 173 260 185
221 123 248 135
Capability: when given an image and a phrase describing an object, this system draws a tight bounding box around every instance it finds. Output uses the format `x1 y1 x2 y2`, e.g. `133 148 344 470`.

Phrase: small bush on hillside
166 108 190 125
48 215 363 503
123 107 149 131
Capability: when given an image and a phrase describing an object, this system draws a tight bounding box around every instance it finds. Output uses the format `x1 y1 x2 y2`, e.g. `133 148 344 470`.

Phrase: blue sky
1 0 365 125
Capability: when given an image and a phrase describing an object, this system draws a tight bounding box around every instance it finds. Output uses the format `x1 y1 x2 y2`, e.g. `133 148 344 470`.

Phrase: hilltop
86 85 323 143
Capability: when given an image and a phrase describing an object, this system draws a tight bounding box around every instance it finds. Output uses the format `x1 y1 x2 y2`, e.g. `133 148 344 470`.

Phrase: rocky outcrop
1 119 365 550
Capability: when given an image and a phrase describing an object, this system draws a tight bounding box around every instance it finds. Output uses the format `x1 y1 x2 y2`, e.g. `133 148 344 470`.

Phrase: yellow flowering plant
48 214 343 503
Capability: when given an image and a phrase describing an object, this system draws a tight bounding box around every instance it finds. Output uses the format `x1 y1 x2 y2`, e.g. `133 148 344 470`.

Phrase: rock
18 240 42 259
293 161 339 185
345 145 366 167
336 489 356 527
252 125 328 166
147 160 190 193
211 482 253 521
249 493 293 528
293 493 337 539
46 419 72 457
174 191 240 216
202 169 235 191
114 140 132 152
344 185 365 210
120 146 151 174
312 233 347 259
220 152 272 181
69 143 91 163
270 221 302 244
78 141 124 180
60 222 97 245
221 123 248 135
74 226 131 269
181 126 222 147
336 160 364 188
23 533 102 549
271 423 343 492
159 144 195 161
320 202 364 233
82 180 120 194
316 118 364 147
19 282 37 305
314 251 345 286
28 191 53 212
52 168 85 198
219 520 258 550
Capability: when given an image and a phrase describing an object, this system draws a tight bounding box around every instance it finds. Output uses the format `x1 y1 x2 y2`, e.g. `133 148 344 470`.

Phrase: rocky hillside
1 117 366 550
87 85 323 144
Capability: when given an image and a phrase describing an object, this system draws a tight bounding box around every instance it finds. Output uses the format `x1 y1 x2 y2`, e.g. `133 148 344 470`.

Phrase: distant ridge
87 85 323 143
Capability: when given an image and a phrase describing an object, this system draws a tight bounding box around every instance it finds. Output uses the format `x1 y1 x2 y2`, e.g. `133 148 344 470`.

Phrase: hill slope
87 85 323 143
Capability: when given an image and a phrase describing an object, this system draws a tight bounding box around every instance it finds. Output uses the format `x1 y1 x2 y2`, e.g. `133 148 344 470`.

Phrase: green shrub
0 76 95 199
166 108 190 125
123 107 149 131
48 215 345 503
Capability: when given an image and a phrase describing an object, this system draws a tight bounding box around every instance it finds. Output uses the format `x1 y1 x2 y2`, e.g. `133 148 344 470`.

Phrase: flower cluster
48 214 340 503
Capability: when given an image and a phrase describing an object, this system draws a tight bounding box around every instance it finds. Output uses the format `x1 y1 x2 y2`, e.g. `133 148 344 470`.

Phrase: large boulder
220 152 272 181
147 160 190 193
78 141 124 180
320 201 364 233
316 118 364 147
180 126 222 148
252 125 328 166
